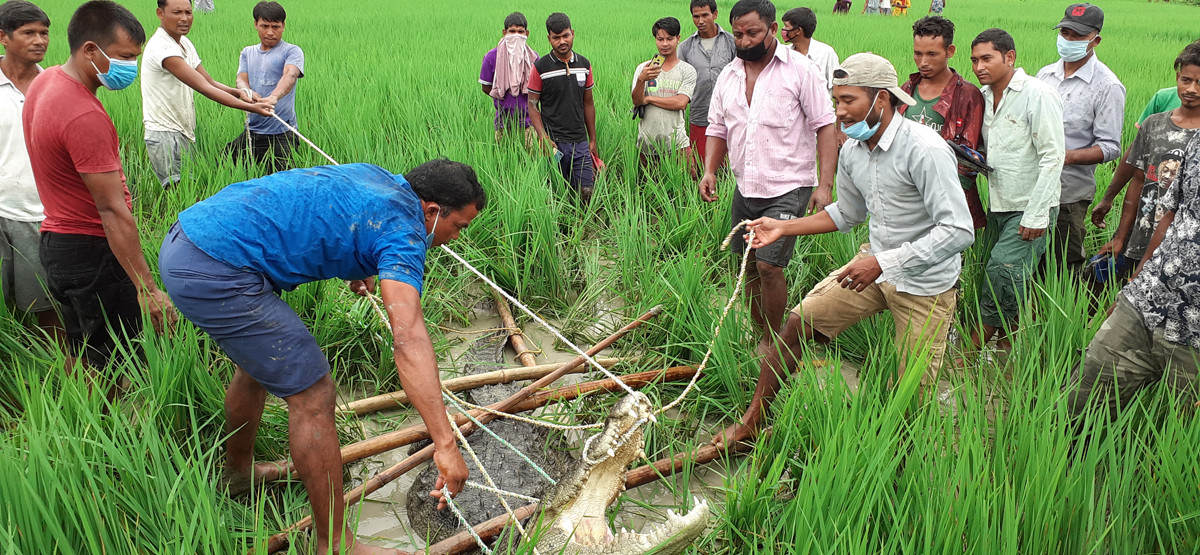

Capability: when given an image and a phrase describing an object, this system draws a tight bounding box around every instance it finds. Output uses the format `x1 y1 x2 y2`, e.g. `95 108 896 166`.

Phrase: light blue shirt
238 40 304 135
1036 54 1126 204
826 116 975 296
981 68 1066 229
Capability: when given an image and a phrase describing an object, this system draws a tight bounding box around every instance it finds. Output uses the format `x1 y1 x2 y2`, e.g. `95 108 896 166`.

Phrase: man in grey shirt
711 53 973 448
679 0 735 168
1036 3 1125 268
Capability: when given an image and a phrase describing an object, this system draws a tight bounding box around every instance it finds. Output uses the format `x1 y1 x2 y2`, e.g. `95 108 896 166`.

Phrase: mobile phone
651 54 665 66
552 149 564 163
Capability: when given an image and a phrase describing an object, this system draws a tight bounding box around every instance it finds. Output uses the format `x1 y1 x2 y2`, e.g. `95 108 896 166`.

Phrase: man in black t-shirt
527 12 599 204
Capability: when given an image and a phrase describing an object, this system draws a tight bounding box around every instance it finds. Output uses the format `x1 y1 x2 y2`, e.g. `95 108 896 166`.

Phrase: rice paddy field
3 0 1200 553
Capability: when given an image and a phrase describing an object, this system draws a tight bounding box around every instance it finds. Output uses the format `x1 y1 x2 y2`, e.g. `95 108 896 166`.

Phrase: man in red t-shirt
23 0 175 373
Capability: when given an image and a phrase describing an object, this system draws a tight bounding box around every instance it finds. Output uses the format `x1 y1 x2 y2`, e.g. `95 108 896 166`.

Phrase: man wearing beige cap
711 52 973 448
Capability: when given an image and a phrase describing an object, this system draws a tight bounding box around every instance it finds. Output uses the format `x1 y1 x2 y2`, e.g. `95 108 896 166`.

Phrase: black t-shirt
527 52 594 143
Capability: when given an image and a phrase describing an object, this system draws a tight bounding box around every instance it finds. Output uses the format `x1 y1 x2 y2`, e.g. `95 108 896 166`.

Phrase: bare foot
709 422 757 450
317 530 402 555
219 461 288 497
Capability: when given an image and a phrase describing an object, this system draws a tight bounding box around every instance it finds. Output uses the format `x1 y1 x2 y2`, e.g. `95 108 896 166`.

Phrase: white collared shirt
0 57 43 222
982 68 1066 228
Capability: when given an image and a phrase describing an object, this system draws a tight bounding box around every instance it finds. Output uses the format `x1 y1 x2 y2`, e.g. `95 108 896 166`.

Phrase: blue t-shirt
178 163 427 293
238 40 304 134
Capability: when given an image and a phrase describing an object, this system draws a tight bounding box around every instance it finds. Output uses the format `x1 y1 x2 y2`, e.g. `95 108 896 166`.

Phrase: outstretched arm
380 279 468 509
163 57 274 116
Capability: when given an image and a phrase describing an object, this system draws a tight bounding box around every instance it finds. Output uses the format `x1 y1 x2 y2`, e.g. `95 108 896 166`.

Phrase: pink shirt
707 43 836 198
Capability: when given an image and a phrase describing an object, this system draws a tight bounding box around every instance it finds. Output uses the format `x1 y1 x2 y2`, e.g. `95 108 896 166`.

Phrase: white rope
438 244 641 400
658 220 756 415
269 112 339 166
443 391 560 484
446 411 537 552
443 387 603 432
440 486 493 555
464 481 540 503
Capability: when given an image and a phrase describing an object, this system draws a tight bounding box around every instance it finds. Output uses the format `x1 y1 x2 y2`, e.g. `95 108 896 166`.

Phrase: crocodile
405 330 574 545
496 393 710 555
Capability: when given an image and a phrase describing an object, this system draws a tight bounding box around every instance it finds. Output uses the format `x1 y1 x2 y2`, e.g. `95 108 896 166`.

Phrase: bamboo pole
491 289 538 368
339 358 626 416
420 431 761 555
262 305 664 554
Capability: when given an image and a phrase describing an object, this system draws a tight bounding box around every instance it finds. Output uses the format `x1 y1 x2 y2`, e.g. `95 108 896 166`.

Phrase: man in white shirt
966 28 1065 354
0 0 59 337
781 6 838 92
142 0 272 188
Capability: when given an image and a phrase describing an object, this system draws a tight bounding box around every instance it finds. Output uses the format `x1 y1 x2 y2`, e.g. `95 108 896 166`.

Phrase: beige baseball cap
832 52 916 106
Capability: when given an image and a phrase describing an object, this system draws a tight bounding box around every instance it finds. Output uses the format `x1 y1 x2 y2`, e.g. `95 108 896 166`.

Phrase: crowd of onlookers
472 0 1200 445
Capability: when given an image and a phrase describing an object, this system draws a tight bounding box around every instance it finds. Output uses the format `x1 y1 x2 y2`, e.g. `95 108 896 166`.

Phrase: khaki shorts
793 245 957 382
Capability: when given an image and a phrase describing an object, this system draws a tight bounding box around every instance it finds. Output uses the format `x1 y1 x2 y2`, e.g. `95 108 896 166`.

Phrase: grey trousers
145 129 194 189
1066 294 1200 419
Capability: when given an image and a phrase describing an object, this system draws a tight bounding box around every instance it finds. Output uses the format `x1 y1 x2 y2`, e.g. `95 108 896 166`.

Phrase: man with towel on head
480 12 538 148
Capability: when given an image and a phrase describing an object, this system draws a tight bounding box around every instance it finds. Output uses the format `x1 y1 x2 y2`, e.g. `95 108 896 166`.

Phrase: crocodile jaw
541 497 710 555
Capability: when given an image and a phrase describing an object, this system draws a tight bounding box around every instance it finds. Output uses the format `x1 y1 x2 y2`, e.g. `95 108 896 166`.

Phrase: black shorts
39 231 142 367
225 130 298 173
729 187 813 267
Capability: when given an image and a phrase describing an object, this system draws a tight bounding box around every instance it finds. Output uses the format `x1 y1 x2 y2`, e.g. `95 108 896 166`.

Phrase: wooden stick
420 431 761 555
262 305 664 554
491 289 538 368
262 364 692 555
333 365 695 467
339 358 626 416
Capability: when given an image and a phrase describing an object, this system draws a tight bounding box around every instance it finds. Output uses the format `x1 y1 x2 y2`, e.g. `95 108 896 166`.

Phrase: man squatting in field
631 16 697 179
141 0 272 188
159 160 478 555
0 0 62 341
479 11 538 148
23 1 177 384
699 0 837 351
528 12 600 205
1066 43 1200 417
224 1 304 174
711 53 974 448
678 0 736 168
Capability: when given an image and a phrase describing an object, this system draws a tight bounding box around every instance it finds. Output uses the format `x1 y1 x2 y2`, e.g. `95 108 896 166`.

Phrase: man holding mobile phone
632 17 697 179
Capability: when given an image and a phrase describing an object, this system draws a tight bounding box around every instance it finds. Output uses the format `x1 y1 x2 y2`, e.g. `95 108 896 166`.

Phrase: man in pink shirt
698 0 837 348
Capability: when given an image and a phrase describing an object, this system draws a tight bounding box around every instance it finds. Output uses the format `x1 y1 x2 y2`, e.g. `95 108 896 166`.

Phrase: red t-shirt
22 66 130 238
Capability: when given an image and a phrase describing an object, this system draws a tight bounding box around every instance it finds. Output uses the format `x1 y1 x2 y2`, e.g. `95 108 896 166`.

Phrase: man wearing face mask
710 54 973 447
1036 3 1125 270
158 160 478 555
700 0 837 352
22 1 176 379
480 12 537 148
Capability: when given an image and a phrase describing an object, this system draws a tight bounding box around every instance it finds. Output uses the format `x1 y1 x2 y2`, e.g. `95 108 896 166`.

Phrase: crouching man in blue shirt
160 159 480 555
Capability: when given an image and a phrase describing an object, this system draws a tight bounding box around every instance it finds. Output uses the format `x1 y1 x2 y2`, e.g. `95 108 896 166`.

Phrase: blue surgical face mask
90 44 139 90
425 211 440 250
1056 34 1092 63
840 91 884 141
